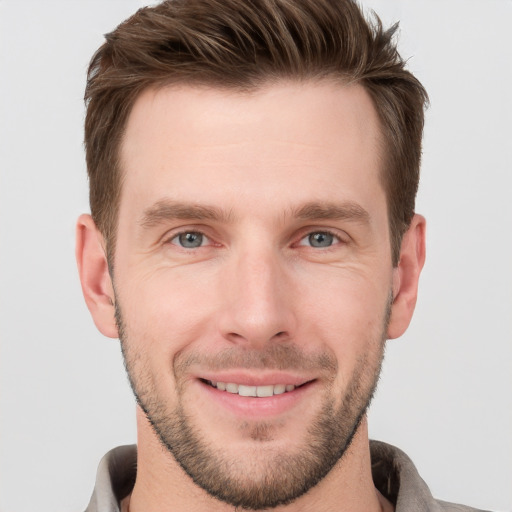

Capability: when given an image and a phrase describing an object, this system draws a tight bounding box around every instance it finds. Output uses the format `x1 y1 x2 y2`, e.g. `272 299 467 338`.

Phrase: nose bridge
218 241 295 346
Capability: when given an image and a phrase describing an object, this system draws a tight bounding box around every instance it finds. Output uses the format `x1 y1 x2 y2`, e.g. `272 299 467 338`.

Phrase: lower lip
197 380 315 419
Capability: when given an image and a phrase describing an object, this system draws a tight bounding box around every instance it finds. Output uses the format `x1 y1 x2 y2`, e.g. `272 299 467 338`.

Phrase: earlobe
75 214 118 338
387 214 426 339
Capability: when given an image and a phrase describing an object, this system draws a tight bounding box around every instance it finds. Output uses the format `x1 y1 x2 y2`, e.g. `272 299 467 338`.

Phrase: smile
205 380 299 397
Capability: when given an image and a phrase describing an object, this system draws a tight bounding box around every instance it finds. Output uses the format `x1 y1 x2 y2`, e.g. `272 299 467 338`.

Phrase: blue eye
300 231 338 248
172 232 206 248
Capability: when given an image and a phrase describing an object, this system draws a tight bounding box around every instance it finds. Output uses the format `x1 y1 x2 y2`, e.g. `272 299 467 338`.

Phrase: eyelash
165 228 345 250
296 230 343 249
168 231 212 249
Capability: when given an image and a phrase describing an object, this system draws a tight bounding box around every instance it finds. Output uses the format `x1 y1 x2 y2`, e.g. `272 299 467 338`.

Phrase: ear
76 214 118 338
387 214 426 339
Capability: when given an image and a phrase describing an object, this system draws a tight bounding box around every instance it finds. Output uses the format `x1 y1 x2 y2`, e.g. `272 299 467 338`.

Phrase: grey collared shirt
84 441 490 512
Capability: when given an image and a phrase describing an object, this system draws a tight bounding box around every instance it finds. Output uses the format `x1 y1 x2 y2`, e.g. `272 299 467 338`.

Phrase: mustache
174 343 338 375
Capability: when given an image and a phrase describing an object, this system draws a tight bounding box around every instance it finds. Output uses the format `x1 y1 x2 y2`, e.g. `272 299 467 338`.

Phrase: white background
0 1 511 511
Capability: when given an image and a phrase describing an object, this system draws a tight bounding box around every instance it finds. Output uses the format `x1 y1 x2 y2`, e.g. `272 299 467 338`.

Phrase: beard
116 298 390 510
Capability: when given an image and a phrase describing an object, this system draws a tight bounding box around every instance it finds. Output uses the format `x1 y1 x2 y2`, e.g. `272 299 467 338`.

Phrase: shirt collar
85 441 441 512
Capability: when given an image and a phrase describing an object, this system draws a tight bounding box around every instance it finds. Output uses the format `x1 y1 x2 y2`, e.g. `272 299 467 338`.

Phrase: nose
217 246 297 348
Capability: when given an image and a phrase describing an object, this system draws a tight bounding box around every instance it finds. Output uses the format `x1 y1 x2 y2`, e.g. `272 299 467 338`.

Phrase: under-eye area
200 379 313 397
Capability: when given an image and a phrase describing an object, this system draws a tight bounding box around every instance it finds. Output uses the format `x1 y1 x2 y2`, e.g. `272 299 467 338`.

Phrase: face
112 82 396 509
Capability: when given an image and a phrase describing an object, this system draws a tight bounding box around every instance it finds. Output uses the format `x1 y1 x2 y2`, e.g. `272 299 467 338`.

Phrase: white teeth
210 381 296 397
226 383 239 394
273 384 286 395
256 385 274 397
238 385 257 397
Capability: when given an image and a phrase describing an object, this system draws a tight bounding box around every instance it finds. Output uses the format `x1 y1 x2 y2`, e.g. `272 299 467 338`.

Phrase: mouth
201 379 306 397
196 376 317 418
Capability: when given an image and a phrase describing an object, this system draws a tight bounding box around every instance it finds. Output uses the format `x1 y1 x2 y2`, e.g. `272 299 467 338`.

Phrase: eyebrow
139 199 371 229
292 201 371 224
140 200 233 228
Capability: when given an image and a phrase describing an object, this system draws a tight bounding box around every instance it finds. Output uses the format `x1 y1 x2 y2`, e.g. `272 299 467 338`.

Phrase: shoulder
84 445 137 512
370 440 493 512
437 500 492 512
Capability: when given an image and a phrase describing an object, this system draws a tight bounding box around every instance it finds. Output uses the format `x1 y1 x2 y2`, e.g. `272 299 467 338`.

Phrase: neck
128 408 391 512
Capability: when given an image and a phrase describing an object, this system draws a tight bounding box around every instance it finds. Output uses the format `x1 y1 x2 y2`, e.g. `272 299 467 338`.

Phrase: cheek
116 268 221 368
297 265 390 330
295 268 390 379
116 257 391 370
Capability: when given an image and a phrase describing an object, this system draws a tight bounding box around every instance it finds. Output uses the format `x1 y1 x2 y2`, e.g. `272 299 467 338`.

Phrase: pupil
179 232 202 248
309 232 333 247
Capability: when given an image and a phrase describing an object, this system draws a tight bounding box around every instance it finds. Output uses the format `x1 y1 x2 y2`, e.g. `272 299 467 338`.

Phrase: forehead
118 81 385 221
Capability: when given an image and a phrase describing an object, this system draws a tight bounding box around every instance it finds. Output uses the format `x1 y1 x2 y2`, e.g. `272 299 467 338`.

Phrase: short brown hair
85 0 428 265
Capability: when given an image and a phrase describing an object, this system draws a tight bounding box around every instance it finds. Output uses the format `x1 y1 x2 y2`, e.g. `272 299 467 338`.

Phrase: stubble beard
116 300 390 510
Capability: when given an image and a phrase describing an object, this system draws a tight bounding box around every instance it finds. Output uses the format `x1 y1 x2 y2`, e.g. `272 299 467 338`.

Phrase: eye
170 231 209 248
298 231 339 248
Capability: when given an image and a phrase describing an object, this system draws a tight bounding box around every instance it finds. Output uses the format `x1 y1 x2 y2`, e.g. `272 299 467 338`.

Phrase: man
75 1 487 511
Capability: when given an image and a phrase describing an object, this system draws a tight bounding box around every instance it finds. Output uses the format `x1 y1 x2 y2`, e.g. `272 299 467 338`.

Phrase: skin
77 81 425 512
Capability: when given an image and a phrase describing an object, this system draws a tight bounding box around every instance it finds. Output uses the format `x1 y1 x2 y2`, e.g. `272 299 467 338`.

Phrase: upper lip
196 372 315 387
